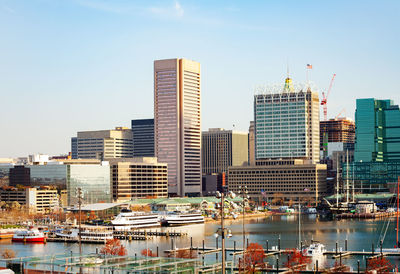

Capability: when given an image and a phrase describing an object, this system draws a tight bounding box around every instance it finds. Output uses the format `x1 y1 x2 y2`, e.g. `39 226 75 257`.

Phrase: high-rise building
343 98 400 193
254 77 320 163
109 157 168 201
154 58 201 197
202 128 248 174
248 121 255 165
355 98 400 162
71 127 133 160
131 119 155 157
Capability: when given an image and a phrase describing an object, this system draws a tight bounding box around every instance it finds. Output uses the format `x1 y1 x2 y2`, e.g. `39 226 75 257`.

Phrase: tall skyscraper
154 58 201 197
254 76 320 163
71 127 133 160
131 119 154 157
355 98 400 162
202 128 248 174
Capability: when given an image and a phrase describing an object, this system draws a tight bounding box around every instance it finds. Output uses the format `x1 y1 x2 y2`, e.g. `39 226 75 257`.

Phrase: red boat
12 227 46 243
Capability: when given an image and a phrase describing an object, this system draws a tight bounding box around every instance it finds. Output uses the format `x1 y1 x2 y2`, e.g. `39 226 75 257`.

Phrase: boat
0 228 19 239
56 226 113 241
161 211 204 226
12 227 46 243
111 209 160 231
303 241 327 257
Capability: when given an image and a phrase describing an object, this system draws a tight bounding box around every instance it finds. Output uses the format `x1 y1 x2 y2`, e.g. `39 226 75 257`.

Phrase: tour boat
160 212 204 226
12 227 46 243
0 229 19 239
111 209 160 231
303 241 327 257
56 226 113 241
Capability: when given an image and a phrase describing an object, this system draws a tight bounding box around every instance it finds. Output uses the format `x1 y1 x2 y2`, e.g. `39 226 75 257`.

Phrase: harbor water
1 214 399 270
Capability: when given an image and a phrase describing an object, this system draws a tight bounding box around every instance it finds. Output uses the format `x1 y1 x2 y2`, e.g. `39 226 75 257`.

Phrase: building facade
154 58 201 197
228 159 327 204
110 157 168 201
355 98 400 162
71 127 133 160
320 118 355 153
248 121 255 165
343 98 400 193
202 128 248 175
254 77 320 163
0 187 59 213
131 119 155 157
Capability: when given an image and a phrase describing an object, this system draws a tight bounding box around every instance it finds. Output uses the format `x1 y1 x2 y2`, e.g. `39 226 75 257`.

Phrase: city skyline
1 0 399 157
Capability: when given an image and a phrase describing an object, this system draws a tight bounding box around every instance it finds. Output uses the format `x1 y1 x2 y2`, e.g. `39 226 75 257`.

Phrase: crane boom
321 73 336 121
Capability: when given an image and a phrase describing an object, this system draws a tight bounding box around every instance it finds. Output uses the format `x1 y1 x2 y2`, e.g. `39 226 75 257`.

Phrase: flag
261 189 266 197
306 64 313 69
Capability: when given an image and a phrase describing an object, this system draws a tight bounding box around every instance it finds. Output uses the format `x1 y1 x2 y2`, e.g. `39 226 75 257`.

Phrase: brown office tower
154 58 201 197
320 118 355 151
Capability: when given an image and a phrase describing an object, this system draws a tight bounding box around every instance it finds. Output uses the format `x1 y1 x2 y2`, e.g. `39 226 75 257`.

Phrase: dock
113 230 186 237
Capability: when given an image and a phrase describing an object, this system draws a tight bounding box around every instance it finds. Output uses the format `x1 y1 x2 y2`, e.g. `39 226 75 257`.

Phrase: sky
1 0 399 158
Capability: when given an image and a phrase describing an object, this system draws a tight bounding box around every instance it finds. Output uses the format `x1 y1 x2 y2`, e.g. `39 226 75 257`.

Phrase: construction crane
321 73 336 121
334 108 346 120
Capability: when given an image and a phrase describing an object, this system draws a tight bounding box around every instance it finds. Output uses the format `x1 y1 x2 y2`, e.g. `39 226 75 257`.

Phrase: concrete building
202 128 248 175
228 159 327 205
202 173 224 196
131 119 155 157
71 127 133 160
0 187 59 213
254 77 320 163
109 157 168 201
154 58 201 197
248 121 255 165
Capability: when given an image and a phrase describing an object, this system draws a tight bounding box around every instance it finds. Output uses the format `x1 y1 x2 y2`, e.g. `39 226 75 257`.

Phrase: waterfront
1 215 399 270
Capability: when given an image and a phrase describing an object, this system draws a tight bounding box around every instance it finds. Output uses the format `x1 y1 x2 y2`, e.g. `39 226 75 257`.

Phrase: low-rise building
109 157 168 202
228 159 327 205
0 187 59 213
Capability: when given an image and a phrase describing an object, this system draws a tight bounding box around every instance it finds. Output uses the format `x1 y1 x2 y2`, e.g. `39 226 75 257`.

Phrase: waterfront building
131 119 155 157
109 157 168 201
154 58 201 197
9 161 111 205
202 173 224 196
71 127 133 160
202 128 248 175
254 76 320 163
343 98 400 193
228 159 327 204
0 187 59 213
248 121 255 165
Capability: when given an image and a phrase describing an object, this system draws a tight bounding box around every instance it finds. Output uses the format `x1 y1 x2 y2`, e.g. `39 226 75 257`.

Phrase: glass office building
345 98 400 192
131 119 155 157
27 164 111 205
355 98 400 162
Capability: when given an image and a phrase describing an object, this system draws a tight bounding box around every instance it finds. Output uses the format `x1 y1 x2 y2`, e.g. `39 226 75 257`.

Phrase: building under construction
320 118 355 151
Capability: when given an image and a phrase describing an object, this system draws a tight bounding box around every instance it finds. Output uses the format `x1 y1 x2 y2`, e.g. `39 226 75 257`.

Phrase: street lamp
238 186 249 258
215 190 236 274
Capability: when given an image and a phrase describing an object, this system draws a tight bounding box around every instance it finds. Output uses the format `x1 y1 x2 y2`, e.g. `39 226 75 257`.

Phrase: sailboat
380 176 400 253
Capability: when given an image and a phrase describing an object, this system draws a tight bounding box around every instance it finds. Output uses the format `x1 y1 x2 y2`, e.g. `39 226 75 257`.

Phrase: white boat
56 226 113 241
161 212 204 226
111 209 160 231
303 241 327 257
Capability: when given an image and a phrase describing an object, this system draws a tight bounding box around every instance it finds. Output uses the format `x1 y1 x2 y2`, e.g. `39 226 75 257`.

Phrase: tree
1 249 16 259
284 248 311 272
367 255 393 273
100 239 127 256
141 248 156 257
239 243 266 273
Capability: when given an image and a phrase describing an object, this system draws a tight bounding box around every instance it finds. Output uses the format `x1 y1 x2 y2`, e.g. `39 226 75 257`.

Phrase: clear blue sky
1 0 399 157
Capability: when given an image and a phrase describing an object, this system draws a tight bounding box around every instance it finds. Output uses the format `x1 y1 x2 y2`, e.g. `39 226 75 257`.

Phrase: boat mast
397 176 399 248
298 202 301 250
346 150 349 204
336 153 339 207
352 162 355 203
